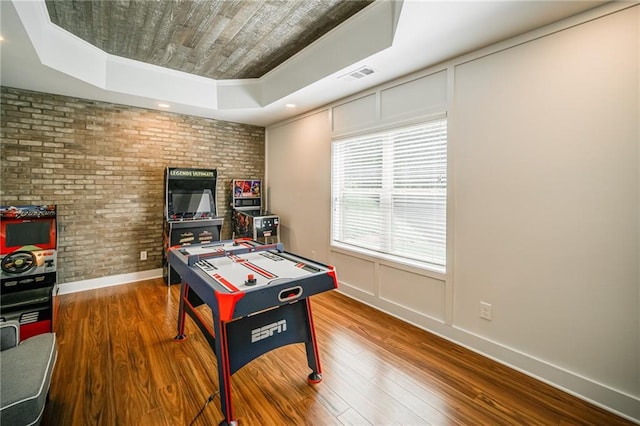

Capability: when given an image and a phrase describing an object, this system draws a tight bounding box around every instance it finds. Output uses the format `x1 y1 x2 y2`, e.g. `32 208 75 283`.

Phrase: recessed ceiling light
0 36 4 42
285 103 296 108
157 103 170 108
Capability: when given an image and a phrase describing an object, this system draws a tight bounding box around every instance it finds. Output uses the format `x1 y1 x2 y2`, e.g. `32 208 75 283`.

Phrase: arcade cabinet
0 205 58 341
163 167 224 285
231 179 280 243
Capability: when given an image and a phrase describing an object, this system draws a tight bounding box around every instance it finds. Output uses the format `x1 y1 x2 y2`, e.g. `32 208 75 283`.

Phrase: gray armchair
0 321 57 426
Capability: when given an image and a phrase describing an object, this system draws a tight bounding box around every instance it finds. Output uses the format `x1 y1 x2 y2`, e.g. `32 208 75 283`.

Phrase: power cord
189 390 220 426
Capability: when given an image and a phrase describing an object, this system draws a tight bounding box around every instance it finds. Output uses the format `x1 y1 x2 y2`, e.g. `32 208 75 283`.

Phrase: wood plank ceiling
45 0 374 80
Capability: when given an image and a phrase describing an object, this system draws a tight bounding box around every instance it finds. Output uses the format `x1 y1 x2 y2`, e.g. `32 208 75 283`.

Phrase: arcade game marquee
0 205 58 340
168 238 338 426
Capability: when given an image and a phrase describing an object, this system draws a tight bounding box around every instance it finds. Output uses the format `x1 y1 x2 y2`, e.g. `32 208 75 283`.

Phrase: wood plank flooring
42 278 633 425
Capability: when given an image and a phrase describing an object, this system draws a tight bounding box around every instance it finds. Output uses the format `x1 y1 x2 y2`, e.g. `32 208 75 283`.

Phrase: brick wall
1 87 265 284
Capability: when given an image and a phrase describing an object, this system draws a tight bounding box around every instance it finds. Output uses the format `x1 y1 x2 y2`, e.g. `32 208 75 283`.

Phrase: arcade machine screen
170 190 215 217
5 222 53 248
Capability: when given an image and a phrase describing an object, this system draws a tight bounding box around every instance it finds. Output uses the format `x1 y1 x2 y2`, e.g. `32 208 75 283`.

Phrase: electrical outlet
311 250 316 259
140 250 147 261
480 301 492 321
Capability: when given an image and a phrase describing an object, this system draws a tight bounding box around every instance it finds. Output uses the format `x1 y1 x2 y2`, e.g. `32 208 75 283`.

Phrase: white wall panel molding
379 70 447 123
331 68 448 137
268 4 640 421
330 250 377 296
331 93 377 134
451 5 639 418
378 264 446 322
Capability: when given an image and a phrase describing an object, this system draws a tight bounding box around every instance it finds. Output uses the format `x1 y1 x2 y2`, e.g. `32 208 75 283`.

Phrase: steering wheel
1 251 37 274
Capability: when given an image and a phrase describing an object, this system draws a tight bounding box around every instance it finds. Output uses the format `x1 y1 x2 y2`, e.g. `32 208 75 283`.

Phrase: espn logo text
251 320 287 343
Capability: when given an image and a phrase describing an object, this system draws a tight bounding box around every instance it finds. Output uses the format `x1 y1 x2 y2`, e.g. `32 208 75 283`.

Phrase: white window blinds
331 119 447 270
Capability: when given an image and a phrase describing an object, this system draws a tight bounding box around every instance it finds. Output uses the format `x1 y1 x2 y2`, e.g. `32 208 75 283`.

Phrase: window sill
330 242 446 280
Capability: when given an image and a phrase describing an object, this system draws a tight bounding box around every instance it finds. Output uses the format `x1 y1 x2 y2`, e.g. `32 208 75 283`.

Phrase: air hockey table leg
214 317 238 426
303 298 323 384
174 281 189 340
308 372 323 384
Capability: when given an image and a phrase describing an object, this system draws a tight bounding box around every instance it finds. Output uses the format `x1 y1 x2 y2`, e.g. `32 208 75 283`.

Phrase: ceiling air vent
338 66 375 81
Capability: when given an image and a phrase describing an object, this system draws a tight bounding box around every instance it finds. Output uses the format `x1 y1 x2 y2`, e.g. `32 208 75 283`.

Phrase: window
331 119 447 270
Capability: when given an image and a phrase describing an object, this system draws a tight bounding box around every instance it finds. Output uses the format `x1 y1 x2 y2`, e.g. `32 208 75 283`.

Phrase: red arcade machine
0 205 58 341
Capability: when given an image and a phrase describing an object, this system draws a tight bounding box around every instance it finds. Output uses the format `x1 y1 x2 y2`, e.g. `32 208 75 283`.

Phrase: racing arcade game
0 205 58 341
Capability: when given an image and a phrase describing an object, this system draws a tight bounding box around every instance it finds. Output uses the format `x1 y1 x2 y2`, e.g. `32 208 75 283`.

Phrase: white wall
452 6 639 396
265 109 331 262
266 5 640 421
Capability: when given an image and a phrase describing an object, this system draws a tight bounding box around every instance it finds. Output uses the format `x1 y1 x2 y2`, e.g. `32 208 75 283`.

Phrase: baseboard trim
57 269 163 295
337 284 640 424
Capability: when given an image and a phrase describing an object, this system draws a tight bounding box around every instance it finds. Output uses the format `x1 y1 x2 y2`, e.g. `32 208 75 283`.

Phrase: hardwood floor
42 278 633 425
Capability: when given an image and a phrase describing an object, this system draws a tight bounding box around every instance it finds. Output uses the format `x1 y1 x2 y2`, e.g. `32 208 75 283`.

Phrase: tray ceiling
2 0 612 126
44 0 374 80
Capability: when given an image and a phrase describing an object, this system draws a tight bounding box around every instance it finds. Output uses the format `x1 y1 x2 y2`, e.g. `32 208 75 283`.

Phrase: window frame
331 117 448 273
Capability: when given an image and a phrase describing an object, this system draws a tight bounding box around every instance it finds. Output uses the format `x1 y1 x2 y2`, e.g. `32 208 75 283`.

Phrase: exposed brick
1 86 265 284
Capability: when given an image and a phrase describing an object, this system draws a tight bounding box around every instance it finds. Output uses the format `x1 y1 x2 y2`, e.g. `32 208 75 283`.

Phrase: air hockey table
168 238 338 426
